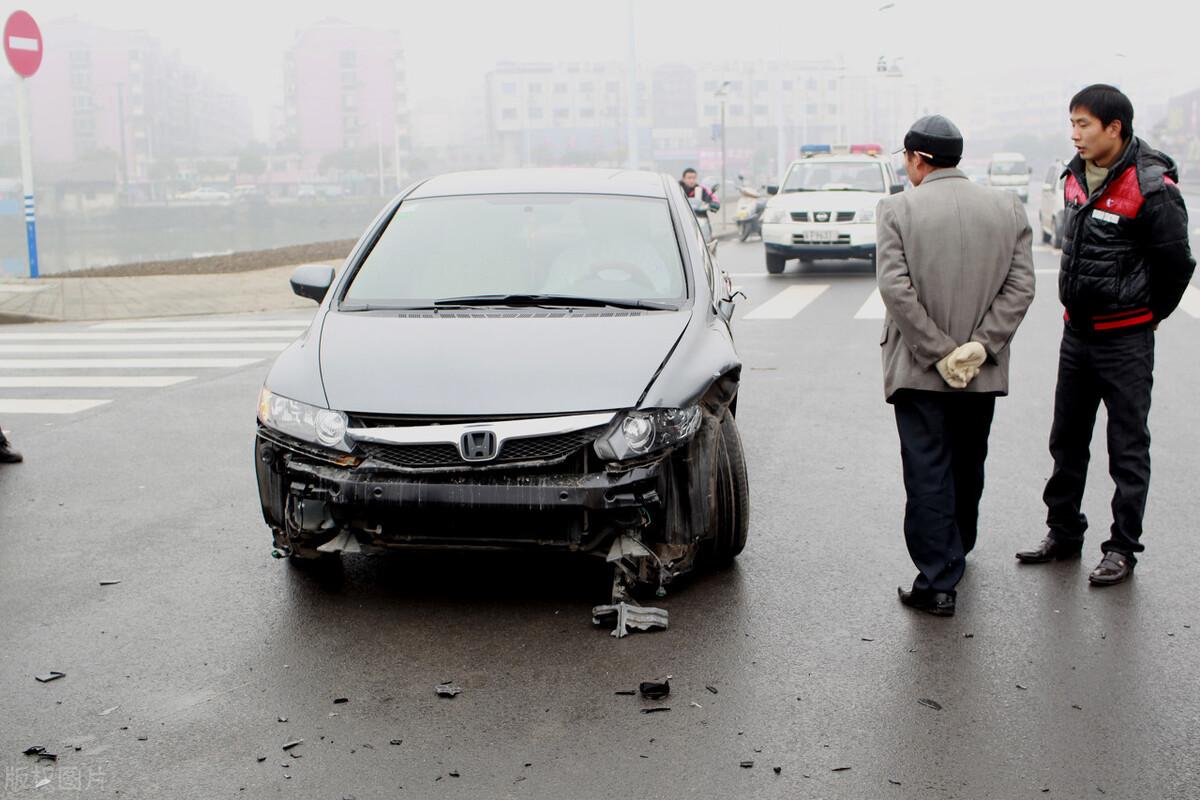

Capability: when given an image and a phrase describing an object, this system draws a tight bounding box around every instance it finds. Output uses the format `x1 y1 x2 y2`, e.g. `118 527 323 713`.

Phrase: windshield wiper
339 303 446 312
433 293 678 311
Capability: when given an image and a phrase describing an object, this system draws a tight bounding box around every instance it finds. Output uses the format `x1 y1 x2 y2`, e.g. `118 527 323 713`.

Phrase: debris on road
963 633 974 638
390 739 403 746
705 685 719 694
281 739 304 751
889 779 902 785
861 637 874 642
99 706 119 716
773 766 782 775
917 698 943 711
449 770 460 778
333 697 349 704
639 680 670 700
435 682 463 698
22 746 57 761
690 701 703 709
34 671 66 683
256 756 266 763
640 707 671 714
740 761 754 768
277 716 287 723
1071 704 1083 710
99 580 121 586
592 602 668 638
1016 684 1028 690
614 690 636 696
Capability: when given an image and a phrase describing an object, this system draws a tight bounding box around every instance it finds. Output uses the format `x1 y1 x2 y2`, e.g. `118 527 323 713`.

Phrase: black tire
711 412 750 565
765 252 786 274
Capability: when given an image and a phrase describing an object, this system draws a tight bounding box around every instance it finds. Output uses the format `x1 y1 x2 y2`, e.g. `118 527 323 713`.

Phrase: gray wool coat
876 168 1036 402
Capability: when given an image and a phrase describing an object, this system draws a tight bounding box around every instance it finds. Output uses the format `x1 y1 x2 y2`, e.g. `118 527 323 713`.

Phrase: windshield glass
781 161 885 193
343 194 686 306
990 160 1028 175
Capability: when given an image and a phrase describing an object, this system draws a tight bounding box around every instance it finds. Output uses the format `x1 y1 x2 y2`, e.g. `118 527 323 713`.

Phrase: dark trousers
1044 325 1154 560
893 390 997 596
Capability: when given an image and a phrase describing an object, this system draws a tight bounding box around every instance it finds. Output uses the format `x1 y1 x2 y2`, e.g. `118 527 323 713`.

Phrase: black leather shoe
1015 535 1082 563
0 441 21 464
897 586 955 617
1089 551 1134 586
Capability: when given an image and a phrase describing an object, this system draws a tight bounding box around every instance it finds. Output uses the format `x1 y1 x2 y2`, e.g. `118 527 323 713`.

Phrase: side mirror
766 185 779 195
290 264 335 303
889 184 904 194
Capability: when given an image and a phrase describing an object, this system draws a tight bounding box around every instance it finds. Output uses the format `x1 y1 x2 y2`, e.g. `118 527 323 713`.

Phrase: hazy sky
11 0 1199 138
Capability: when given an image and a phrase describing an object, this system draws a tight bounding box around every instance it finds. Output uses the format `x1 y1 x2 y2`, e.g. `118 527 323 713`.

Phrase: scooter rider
680 168 720 240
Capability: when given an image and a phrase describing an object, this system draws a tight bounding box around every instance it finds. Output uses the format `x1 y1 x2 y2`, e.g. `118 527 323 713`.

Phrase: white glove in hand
936 342 986 389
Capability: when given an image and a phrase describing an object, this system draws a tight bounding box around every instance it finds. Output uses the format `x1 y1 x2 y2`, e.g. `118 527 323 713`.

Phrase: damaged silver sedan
254 168 748 606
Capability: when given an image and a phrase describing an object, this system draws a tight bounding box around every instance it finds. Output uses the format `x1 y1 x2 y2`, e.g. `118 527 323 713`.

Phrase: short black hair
1070 84 1134 141
681 168 697 177
906 150 961 169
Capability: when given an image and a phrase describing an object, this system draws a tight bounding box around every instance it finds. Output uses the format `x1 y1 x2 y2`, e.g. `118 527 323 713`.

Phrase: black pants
1044 325 1154 560
893 390 997 596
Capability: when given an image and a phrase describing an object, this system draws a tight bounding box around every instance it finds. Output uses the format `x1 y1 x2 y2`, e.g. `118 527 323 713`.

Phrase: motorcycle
734 183 767 242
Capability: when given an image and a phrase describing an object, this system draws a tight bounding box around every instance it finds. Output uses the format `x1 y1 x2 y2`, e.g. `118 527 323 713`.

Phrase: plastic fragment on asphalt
690 702 702 709
832 766 852 772
638 680 670 700
1016 684 1028 690
449 771 460 778
278 716 287 723
256 757 266 762
99 580 121 586
390 739 403 746
22 746 57 761
889 779 902 785
35 778 51 789
281 739 304 751
333 697 348 704
436 683 463 698
34 671 66 683
316 529 362 554
774 767 782 775
614 690 636 696
592 602 668 638
740 761 754 768
706 685 718 694
640 707 670 714
917 698 943 711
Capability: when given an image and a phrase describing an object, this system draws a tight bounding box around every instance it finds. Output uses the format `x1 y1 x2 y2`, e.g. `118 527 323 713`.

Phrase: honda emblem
460 430 498 461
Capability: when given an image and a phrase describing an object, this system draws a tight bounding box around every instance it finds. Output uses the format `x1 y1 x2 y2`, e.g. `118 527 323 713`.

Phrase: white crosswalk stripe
854 288 886 319
1179 285 1200 318
0 319 302 415
743 284 829 319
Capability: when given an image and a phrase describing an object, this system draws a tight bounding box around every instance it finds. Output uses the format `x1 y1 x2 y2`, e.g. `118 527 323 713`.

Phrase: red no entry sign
5 11 42 78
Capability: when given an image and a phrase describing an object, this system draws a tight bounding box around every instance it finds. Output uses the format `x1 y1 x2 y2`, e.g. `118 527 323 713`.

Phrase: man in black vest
1016 85 1195 585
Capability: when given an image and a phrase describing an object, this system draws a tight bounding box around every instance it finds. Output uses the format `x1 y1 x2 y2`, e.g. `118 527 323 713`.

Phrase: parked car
255 168 749 595
1039 159 1069 248
987 152 1032 203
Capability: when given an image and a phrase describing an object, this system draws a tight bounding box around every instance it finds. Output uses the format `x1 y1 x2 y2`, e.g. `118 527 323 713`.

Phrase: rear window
343 193 686 305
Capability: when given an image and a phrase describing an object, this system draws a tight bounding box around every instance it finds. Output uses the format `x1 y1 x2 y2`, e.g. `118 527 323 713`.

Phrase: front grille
836 211 855 222
357 426 605 470
790 211 809 222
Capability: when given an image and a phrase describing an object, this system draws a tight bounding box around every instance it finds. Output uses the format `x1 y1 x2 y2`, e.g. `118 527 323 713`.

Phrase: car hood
318 309 692 416
767 191 882 213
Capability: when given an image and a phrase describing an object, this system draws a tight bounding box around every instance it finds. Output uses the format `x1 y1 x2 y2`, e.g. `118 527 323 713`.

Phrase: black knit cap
902 114 963 167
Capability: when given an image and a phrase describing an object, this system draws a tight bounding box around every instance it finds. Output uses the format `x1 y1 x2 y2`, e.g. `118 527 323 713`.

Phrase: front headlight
594 406 703 461
763 207 789 224
258 388 349 451
856 208 876 224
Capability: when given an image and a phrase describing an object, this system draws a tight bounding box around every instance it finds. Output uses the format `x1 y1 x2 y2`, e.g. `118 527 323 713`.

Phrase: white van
987 152 1032 202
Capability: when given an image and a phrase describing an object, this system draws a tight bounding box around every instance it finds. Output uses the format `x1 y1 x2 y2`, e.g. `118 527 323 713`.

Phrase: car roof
786 154 885 166
407 168 669 199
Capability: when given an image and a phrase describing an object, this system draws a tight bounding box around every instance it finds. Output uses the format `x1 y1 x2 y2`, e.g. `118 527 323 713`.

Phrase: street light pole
15 76 38 278
720 96 726 231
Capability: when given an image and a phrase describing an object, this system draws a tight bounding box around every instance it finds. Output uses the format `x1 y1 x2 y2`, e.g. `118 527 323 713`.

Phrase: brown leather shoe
1015 535 1082 564
1089 551 1134 586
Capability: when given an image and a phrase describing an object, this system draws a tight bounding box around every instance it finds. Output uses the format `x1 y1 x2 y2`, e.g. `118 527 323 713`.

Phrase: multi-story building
282 19 411 177
26 18 251 192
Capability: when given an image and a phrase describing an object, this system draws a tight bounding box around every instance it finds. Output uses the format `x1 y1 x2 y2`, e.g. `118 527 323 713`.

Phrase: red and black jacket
1059 137 1195 334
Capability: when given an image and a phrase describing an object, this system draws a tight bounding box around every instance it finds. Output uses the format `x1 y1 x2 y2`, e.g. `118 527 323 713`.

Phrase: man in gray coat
878 115 1036 616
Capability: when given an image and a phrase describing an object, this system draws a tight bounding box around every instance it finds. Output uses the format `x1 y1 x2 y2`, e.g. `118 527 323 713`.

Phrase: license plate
806 229 836 242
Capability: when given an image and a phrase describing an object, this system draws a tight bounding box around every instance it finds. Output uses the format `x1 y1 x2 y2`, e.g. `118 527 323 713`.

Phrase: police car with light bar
760 145 904 274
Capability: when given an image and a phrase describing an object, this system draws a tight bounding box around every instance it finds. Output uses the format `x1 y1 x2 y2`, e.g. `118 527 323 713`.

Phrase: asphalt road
2 223 1199 799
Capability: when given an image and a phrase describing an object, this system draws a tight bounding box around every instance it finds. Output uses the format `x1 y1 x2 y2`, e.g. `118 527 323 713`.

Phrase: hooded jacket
1060 137 1196 333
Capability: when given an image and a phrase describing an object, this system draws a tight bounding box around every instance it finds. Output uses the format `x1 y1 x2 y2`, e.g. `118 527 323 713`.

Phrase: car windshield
781 161 885 193
990 161 1027 175
342 193 686 306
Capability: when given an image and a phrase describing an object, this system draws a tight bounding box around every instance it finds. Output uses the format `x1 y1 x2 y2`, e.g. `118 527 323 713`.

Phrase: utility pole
715 80 730 231
624 0 638 170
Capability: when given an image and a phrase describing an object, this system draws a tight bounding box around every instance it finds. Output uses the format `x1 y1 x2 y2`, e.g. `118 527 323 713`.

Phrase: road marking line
0 399 110 414
744 284 829 320
1178 285 1200 318
0 358 262 369
91 320 310 330
1035 269 1058 275
0 376 195 388
0 343 287 354
1033 245 1056 253
854 287 886 319
0 331 301 341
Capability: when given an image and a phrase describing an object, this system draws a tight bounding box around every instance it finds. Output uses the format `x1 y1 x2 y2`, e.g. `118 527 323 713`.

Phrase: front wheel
710 412 750 565
765 252 786 274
